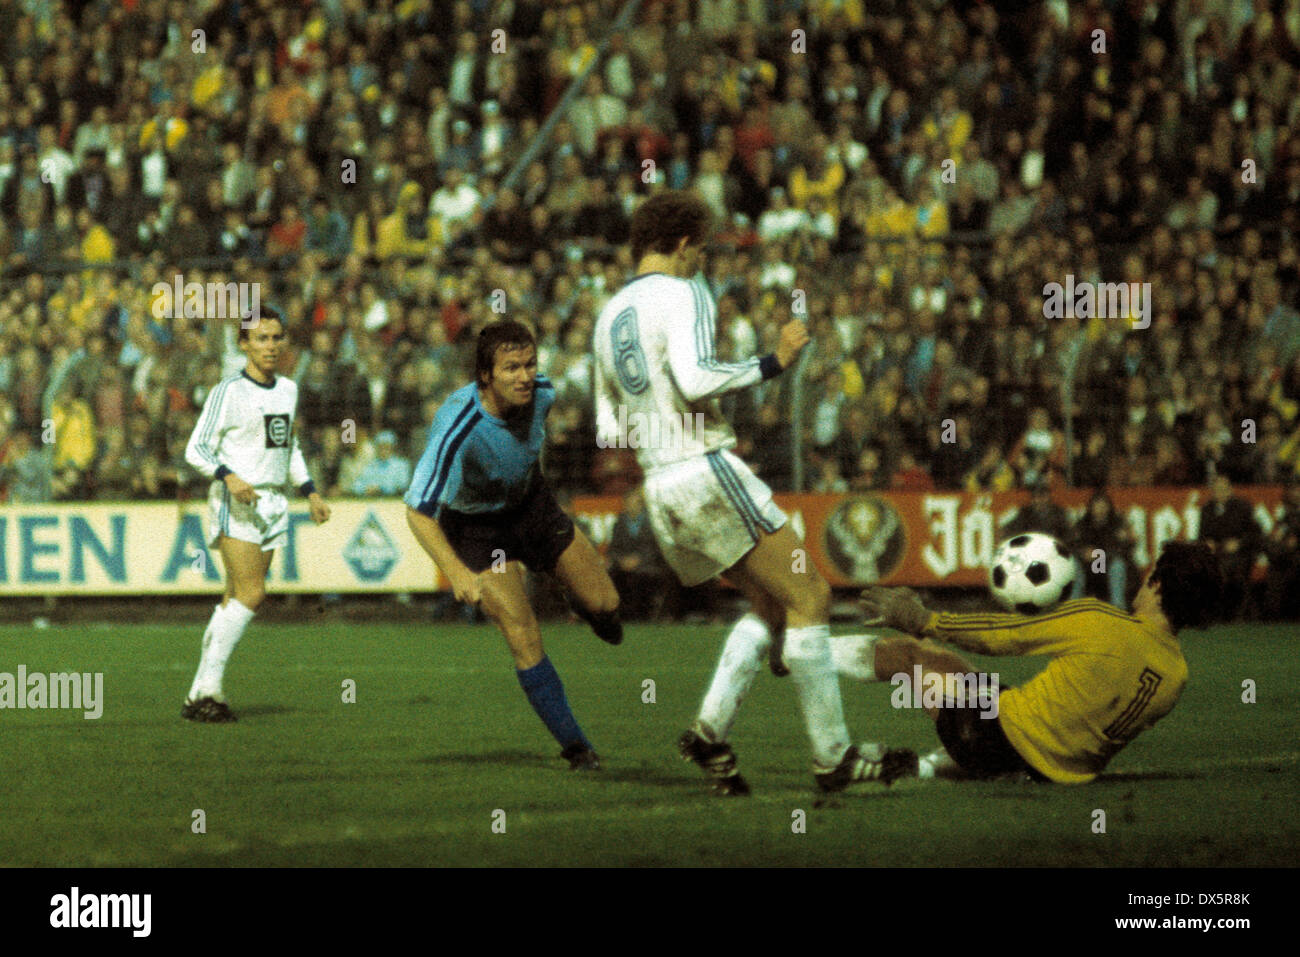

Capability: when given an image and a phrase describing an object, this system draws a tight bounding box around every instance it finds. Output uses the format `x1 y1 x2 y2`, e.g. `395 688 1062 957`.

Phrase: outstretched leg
865 634 996 780
871 635 980 716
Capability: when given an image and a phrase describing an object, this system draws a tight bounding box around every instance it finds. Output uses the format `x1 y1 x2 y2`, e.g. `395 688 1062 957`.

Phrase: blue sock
516 656 590 750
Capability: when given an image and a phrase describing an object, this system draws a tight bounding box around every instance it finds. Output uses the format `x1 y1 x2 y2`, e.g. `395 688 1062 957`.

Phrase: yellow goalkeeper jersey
920 599 1188 784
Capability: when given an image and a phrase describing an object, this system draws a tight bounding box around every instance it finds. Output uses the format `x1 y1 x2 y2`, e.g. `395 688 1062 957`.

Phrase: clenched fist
775 320 811 369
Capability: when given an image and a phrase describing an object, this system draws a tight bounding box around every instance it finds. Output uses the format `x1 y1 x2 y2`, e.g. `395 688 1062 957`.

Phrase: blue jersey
405 376 555 518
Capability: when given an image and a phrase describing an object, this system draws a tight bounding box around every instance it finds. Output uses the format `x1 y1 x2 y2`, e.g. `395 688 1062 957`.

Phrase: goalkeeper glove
859 586 931 634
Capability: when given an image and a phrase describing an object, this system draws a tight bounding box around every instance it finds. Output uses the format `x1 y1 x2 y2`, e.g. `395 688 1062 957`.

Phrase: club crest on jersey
264 413 291 448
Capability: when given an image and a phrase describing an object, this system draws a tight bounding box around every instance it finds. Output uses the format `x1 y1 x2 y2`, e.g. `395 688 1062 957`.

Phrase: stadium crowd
2 0 1300 614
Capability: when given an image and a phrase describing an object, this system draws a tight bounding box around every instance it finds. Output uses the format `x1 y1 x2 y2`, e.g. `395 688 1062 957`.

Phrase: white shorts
643 449 787 587
207 481 289 551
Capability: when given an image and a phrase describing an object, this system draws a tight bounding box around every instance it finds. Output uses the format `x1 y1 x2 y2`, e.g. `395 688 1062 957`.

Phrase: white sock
187 603 226 700
830 633 883 682
784 624 851 769
919 747 962 780
194 599 255 700
697 614 771 741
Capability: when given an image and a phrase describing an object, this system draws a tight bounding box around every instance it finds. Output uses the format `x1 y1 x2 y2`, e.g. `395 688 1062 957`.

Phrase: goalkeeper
852 542 1222 784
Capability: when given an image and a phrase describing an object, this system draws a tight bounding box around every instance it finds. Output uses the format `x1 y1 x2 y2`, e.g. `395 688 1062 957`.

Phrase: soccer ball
989 533 1076 614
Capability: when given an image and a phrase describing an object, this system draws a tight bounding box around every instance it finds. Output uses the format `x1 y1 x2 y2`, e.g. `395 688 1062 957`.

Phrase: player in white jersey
181 312 330 722
593 189 915 794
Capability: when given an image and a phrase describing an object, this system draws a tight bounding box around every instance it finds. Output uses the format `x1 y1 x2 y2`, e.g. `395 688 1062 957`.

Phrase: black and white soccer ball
989 533 1076 614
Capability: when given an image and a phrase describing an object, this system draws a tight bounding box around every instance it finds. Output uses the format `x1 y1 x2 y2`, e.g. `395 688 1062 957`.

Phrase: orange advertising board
573 487 1287 587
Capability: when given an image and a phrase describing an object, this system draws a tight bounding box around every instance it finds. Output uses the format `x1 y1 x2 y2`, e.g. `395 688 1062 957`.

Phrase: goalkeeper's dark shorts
935 688 1051 782
439 481 576 575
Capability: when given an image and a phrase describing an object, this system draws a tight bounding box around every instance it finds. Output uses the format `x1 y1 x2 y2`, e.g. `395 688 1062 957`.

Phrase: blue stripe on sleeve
415 401 476 506
424 411 481 512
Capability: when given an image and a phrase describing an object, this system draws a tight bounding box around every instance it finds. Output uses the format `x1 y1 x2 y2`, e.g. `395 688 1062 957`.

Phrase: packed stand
1 1 1298 596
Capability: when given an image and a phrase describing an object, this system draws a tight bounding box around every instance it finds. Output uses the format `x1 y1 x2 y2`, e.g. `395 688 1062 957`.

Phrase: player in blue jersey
404 320 621 770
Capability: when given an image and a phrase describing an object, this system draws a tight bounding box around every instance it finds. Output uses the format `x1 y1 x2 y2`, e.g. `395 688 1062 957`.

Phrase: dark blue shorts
439 482 576 575
935 689 1050 782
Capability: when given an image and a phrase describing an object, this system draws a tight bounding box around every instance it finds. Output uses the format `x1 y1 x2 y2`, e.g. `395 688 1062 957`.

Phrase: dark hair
1148 541 1223 632
475 320 536 385
237 305 283 341
629 189 713 261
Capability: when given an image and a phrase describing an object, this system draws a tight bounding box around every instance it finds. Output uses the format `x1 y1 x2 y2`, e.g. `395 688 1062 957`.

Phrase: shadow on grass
416 749 551 767
594 765 711 789
411 751 710 789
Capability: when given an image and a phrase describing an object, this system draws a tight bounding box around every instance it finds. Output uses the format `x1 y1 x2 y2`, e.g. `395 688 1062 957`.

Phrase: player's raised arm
923 599 1138 657
862 587 1124 658
664 279 794 402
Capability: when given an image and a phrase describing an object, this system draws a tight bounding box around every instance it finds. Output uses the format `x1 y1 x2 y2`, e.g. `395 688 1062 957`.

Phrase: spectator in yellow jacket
51 387 97 471
865 187 915 237
377 182 442 260
789 133 846 220
79 210 116 263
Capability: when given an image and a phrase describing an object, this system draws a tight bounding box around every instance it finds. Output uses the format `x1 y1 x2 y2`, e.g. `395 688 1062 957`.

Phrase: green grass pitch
0 617 1295 867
